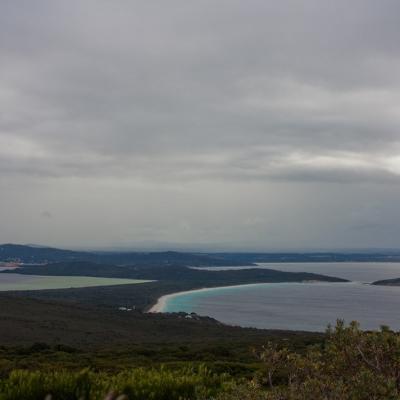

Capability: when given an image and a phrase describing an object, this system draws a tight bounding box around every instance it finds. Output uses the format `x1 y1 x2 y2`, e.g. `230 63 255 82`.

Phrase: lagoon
0 273 151 291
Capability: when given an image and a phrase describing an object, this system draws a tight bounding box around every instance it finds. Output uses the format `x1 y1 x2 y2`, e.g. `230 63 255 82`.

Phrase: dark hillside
0 293 319 349
8 262 348 284
6 281 186 311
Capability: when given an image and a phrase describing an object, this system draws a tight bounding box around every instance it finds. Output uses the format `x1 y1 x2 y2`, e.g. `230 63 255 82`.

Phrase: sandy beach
147 292 181 313
147 282 286 313
148 288 217 313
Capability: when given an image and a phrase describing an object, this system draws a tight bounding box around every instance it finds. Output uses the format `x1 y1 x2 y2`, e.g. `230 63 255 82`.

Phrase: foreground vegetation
2 321 400 399
0 366 227 400
220 320 400 400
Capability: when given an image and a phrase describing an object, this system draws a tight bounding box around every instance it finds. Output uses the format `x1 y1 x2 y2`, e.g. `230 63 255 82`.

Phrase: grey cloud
40 211 52 219
1 0 400 248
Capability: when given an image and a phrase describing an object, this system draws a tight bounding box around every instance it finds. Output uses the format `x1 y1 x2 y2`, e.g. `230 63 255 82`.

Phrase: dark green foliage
0 338 314 378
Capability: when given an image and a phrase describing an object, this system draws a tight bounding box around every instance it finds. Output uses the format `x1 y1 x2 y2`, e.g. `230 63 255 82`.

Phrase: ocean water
0 273 151 291
165 262 400 331
193 262 400 282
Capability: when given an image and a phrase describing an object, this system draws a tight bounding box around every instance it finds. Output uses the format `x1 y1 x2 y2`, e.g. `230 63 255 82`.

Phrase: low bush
2 321 400 399
218 320 400 400
0 366 229 400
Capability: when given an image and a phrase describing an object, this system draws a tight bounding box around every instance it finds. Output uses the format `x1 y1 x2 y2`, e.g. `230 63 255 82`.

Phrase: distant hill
2 243 400 267
0 244 251 266
215 252 400 263
0 244 88 263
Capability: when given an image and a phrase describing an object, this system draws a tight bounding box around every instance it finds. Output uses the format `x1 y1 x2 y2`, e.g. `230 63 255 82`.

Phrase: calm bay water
193 262 400 282
165 263 400 331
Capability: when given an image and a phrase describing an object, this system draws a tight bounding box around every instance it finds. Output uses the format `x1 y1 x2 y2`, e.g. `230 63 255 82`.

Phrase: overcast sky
1 0 400 250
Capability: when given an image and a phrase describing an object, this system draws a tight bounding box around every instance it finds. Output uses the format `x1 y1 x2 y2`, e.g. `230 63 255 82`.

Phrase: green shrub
218 320 400 400
0 366 228 400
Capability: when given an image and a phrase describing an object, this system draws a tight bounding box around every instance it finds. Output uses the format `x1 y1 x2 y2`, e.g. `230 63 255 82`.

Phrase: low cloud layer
1 0 400 249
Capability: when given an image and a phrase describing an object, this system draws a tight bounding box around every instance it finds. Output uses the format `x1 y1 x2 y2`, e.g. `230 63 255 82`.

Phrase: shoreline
147 281 350 313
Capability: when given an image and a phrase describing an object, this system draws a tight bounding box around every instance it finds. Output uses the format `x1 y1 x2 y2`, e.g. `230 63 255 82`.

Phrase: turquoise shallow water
164 263 400 331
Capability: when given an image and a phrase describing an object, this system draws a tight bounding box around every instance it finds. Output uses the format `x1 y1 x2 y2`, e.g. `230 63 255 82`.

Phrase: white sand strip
147 282 288 313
